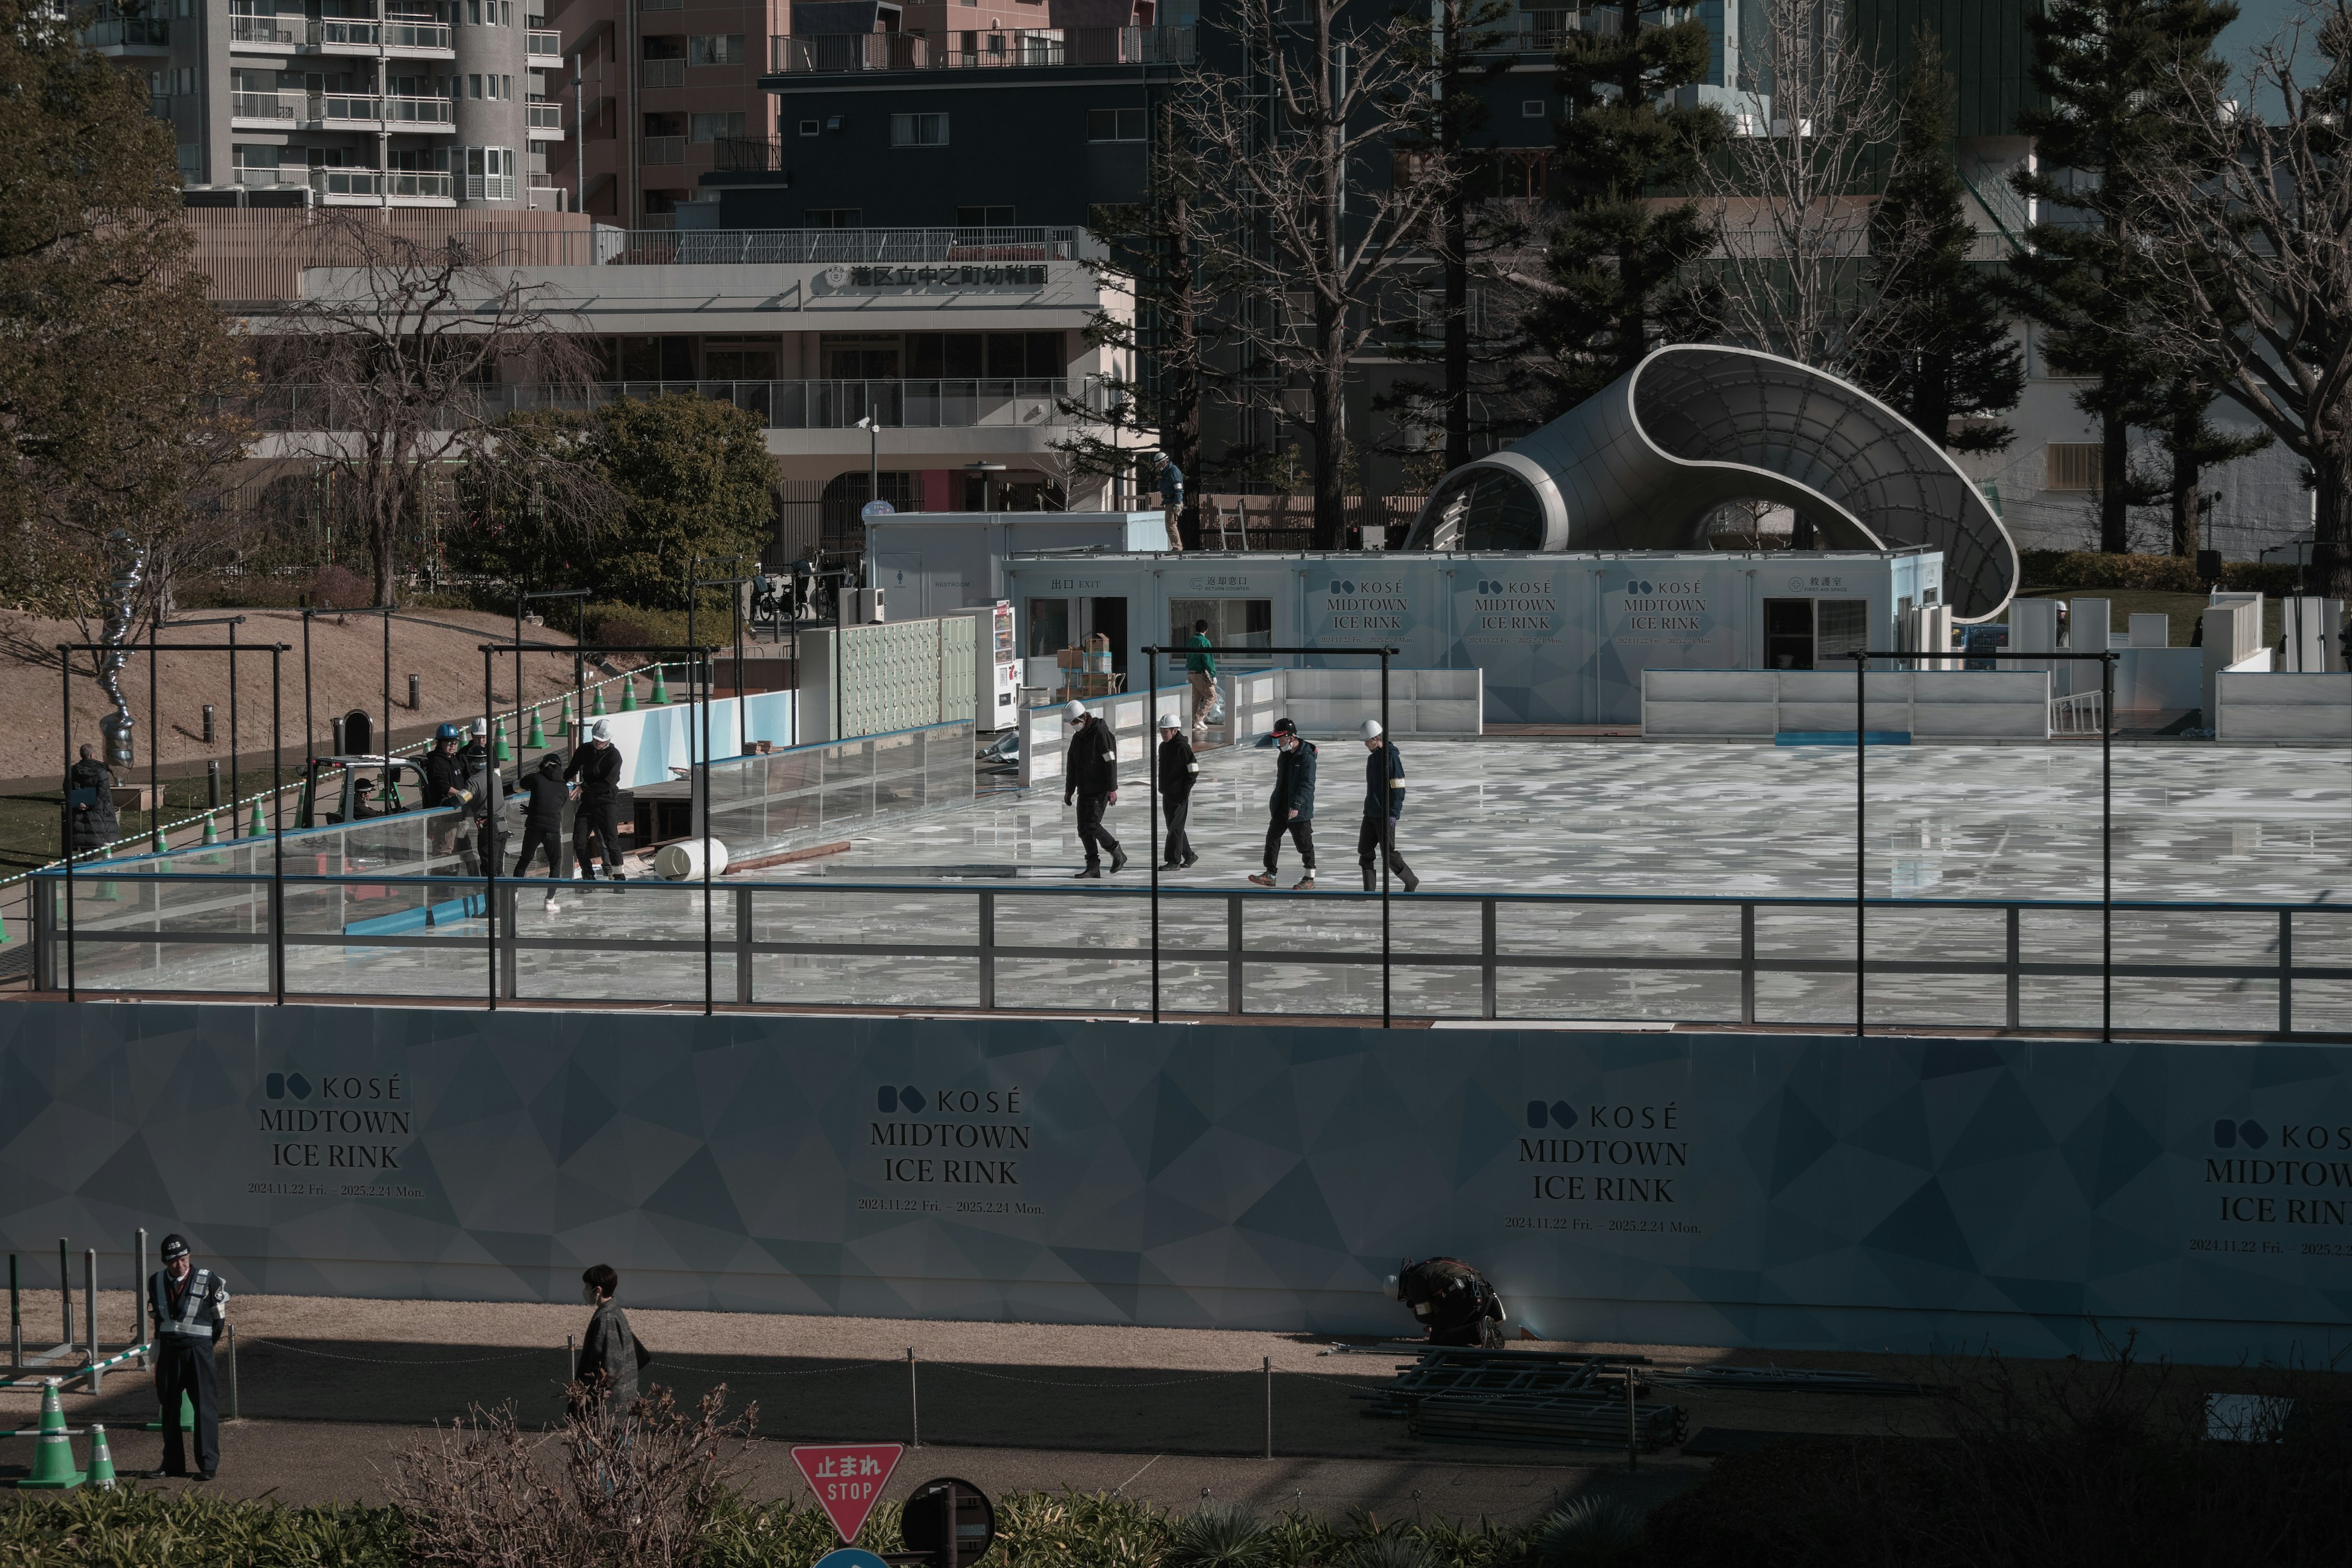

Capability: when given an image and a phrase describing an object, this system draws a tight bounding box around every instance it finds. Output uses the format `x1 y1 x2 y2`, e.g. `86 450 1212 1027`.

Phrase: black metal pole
383 601 392 782
702 643 714 1017
302 611 314 765
148 620 159 852
271 647 285 1006
1148 647 1159 1025
736 576 748 758
2103 650 2114 1044
59 649 74 1001
1381 649 1392 1030
1854 649 1866 1039
229 619 240 838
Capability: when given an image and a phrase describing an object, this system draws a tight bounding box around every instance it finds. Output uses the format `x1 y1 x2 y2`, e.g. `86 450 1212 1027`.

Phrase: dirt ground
0 609 597 790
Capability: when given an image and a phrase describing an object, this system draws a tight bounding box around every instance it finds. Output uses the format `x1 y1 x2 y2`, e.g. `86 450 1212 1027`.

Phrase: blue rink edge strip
345 894 488 937
1776 731 1913 746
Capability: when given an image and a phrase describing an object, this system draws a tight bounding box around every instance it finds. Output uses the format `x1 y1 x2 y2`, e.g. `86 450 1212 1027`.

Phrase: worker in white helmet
1061 699 1126 878
1357 718 1418 893
1155 712 1200 869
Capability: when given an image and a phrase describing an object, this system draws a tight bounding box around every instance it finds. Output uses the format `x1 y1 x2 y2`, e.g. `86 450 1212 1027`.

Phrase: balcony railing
603 225 1082 263
316 92 455 124
770 25 1191 75
231 90 299 120
228 16 298 44
642 57 685 88
527 100 563 129
642 135 686 164
246 378 1111 432
527 28 562 55
312 18 455 49
88 16 170 46
312 168 457 199
712 135 784 172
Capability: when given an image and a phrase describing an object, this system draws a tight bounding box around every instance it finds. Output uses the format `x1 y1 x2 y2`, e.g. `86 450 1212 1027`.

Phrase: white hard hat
1360 718 1384 739
470 717 488 737
1156 712 1179 731
1382 1273 1402 1302
592 719 611 741
1065 699 1086 722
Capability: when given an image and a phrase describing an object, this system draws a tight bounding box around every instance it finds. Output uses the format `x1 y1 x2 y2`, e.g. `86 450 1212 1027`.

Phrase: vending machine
951 601 1020 729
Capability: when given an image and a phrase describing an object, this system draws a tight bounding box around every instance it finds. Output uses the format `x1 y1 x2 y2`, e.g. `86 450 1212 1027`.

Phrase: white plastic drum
654 838 731 881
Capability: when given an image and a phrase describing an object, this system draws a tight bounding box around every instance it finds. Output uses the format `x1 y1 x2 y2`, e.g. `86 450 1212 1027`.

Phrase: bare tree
2128 4 2352 597
1174 0 1457 548
264 213 605 605
1699 0 1909 372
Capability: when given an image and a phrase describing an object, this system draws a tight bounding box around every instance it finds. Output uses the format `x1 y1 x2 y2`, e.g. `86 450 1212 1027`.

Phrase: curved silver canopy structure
1405 344 2019 620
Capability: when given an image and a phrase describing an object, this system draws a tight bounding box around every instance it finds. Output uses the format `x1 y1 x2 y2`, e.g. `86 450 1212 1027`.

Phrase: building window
1521 99 1544 118
468 74 482 98
889 112 948 148
799 118 820 136
1087 107 1146 141
807 208 862 227
690 111 745 142
688 33 745 65
956 205 1014 227
464 145 517 200
2046 442 2103 492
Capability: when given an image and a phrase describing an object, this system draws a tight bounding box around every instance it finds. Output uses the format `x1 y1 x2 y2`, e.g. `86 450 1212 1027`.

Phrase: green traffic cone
151 823 166 853
85 1424 116 1490
619 674 638 712
557 694 574 737
95 847 119 903
248 799 266 838
649 664 671 704
590 684 607 718
141 1391 193 1433
15 1381 83 1490
493 717 511 762
202 812 219 846
527 706 546 748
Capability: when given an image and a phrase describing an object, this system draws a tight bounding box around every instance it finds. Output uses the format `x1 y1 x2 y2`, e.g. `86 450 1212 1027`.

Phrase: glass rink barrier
31 870 2352 1036
699 720 976 864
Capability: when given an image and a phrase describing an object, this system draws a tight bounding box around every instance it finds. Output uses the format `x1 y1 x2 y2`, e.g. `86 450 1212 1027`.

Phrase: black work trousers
1074 793 1121 867
574 804 623 876
514 822 563 880
1160 794 1193 865
154 1340 220 1476
1357 814 1413 881
1263 815 1315 872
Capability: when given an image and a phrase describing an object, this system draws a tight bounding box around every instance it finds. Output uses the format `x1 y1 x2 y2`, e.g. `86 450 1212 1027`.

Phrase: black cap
160 1234 189 1262
1272 717 1297 735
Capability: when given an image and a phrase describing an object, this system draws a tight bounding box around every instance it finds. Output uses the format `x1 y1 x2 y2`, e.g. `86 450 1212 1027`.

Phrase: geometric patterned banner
1 1001 2345 1360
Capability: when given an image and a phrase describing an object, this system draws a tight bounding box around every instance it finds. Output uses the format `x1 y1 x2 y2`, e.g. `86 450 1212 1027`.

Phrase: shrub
309 564 373 609
0 1488 406 1566
2019 548 2304 597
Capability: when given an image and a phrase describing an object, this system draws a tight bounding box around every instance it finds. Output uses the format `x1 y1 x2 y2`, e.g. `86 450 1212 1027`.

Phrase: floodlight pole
1853 650 1866 1039
1148 647 1160 1025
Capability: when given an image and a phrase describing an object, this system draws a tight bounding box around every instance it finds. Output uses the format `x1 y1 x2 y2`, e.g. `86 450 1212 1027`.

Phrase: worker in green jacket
1185 619 1216 741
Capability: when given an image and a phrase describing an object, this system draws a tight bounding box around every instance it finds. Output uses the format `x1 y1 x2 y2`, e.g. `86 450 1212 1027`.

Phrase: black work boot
1362 865 1377 892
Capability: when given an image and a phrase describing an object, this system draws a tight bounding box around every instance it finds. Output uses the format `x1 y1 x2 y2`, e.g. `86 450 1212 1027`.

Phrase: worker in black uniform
1061 700 1126 878
1155 712 1199 869
1249 717 1317 891
145 1233 228 1480
1356 718 1419 893
453 745 506 881
1386 1256 1506 1347
514 752 573 911
66 744 119 854
421 721 468 869
565 720 627 881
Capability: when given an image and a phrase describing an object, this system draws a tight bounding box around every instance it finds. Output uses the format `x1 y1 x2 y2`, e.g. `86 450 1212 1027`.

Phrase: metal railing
231 90 299 120
228 16 298 44
770 25 1192 75
642 134 685 165
311 168 456 199
315 92 454 124
527 101 563 129
527 28 562 55
606 225 1084 263
243 378 1111 431
312 18 454 48
31 875 2349 1038
88 16 170 45
642 58 685 88
712 135 785 173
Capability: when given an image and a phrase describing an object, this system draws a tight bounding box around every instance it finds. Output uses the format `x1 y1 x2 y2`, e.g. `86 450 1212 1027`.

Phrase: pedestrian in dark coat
514 752 573 903
1062 701 1126 877
1249 717 1317 890
565 721 627 880
1155 713 1199 869
1355 718 1419 892
574 1262 644 1411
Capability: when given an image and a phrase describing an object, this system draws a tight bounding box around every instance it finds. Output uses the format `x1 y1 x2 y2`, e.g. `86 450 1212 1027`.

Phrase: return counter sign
793 1443 905 1545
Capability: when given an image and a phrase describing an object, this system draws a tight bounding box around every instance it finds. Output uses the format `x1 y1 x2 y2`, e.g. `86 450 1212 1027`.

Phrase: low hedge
2019 548 2304 596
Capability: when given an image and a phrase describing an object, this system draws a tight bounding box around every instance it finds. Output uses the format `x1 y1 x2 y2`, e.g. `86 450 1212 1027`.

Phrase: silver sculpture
1404 344 2019 620
97 529 143 766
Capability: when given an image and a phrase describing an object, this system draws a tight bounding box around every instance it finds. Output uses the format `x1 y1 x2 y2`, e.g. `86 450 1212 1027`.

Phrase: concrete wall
7 1001 2347 1361
1643 669 2051 740
2215 672 2352 742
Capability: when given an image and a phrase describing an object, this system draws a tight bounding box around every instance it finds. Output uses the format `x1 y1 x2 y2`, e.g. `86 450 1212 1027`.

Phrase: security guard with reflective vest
146 1233 228 1480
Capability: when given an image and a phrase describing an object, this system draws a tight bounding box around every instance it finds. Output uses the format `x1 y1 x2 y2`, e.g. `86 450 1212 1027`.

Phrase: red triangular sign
792 1443 904 1544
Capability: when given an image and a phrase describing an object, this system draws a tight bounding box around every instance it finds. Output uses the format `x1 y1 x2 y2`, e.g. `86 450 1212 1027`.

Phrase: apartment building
91 1 562 206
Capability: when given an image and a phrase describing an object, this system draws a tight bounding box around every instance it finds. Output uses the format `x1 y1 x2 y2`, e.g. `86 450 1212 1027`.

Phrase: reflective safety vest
148 1267 228 1344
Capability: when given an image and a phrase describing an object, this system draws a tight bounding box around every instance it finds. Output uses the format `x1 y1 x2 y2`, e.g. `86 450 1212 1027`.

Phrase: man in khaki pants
1185 619 1217 741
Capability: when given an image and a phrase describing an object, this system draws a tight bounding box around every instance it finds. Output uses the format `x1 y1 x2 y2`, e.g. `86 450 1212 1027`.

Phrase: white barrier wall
1642 669 2052 739
571 690 796 788
2214 671 2352 742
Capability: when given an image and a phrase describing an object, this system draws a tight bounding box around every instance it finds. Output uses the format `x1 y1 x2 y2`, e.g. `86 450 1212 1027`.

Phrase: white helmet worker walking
1155 709 1200 871
1360 718 1384 740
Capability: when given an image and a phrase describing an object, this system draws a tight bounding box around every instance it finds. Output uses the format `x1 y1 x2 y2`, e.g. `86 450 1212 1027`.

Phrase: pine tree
1523 1 1725 413
2007 0 2241 553
1851 34 2022 453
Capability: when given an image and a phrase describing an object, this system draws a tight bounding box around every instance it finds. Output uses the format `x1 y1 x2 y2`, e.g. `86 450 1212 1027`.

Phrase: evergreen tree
1524 1 1725 413
2008 0 2241 553
1851 34 2022 453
